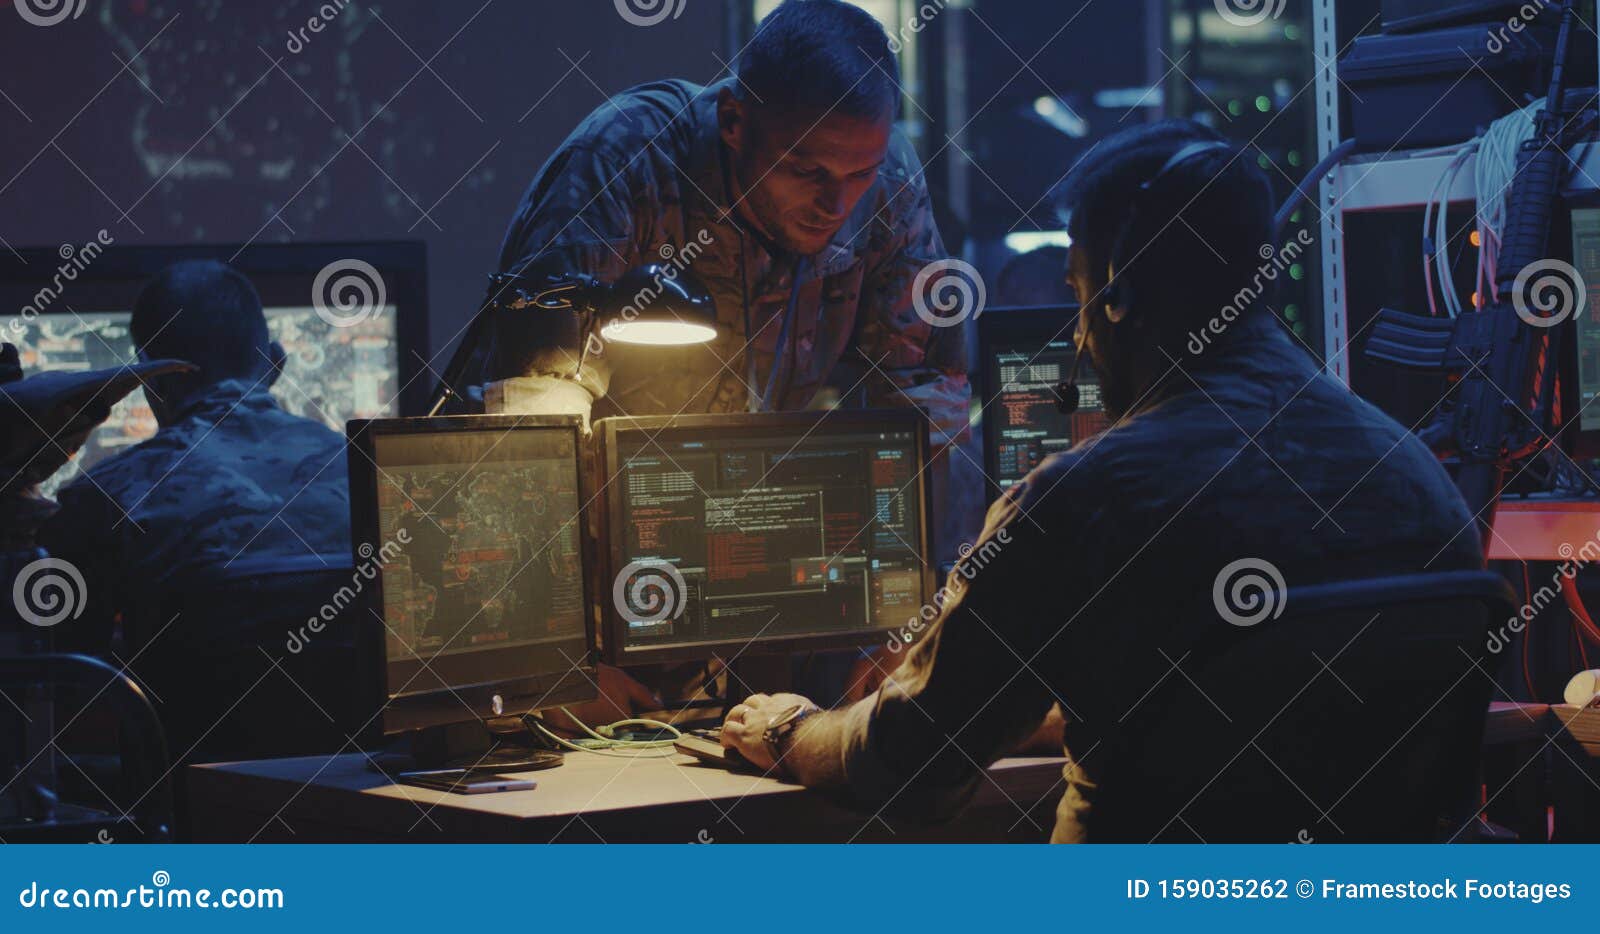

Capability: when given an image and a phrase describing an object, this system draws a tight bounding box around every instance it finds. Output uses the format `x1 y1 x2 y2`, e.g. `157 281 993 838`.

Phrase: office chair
122 554 360 767
1086 569 1516 842
0 653 173 842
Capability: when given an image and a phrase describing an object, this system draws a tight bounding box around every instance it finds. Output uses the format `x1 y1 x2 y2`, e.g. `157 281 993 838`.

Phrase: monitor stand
366 718 564 776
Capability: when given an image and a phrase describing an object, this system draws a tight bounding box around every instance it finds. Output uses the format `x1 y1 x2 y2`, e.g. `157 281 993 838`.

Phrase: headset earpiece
1054 139 1230 416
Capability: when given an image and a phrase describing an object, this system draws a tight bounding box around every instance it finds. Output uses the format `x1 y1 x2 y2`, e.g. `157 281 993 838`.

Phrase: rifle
1365 1 1591 541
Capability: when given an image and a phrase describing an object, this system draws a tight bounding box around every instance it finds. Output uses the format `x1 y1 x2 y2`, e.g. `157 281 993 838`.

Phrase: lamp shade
596 264 719 346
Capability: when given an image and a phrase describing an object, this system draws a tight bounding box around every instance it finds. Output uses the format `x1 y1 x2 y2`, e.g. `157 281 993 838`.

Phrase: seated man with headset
718 119 1485 842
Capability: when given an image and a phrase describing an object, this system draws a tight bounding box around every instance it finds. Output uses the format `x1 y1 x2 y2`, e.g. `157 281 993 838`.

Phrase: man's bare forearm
773 706 856 788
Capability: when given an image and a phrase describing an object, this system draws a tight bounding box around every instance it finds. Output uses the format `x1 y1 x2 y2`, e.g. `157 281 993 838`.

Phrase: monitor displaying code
371 428 585 665
612 423 928 654
985 338 1108 489
16 306 399 496
1571 207 1600 432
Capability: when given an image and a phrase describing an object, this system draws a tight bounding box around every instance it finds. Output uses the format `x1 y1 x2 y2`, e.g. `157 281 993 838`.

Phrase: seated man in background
41 260 351 760
721 120 1486 842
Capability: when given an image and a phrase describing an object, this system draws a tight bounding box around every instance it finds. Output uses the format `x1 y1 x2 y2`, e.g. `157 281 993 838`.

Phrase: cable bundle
1420 98 1545 318
1474 98 1547 310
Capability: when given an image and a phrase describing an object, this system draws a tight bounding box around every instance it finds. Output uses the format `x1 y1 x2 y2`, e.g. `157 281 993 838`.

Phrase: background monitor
347 415 596 737
978 305 1108 494
596 410 937 666
1569 206 1600 448
0 241 428 496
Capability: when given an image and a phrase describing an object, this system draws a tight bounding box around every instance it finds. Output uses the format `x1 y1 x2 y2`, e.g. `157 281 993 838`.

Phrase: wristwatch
762 703 820 778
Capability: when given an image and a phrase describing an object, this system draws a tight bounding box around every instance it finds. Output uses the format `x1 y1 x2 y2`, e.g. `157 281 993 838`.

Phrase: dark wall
0 0 728 369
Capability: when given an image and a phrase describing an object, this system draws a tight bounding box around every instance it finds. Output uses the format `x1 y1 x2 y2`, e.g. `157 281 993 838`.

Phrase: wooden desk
1485 701 1552 744
187 751 1068 843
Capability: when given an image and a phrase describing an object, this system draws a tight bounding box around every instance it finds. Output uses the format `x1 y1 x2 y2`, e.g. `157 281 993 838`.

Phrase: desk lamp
427 264 718 416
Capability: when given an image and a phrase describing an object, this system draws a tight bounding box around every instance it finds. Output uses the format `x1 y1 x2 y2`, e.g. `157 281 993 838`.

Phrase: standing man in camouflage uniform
491 0 970 722
491 0 968 440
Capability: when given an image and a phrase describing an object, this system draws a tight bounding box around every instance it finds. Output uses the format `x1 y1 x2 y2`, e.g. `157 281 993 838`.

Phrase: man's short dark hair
131 259 271 383
1057 119 1276 329
738 0 899 121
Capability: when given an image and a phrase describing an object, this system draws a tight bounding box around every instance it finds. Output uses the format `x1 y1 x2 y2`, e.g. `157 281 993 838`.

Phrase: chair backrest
1089 570 1516 842
0 653 173 841
123 555 360 765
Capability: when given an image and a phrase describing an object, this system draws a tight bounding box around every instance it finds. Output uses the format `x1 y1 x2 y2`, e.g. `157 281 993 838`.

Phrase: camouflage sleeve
850 141 972 448
493 141 651 392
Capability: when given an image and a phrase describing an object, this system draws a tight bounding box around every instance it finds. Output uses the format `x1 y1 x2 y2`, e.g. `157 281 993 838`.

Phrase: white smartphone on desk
396 769 537 795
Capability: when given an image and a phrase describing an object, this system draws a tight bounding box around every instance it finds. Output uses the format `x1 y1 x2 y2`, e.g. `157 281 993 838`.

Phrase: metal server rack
1313 0 1349 384
1313 0 1600 387
1312 2 1600 562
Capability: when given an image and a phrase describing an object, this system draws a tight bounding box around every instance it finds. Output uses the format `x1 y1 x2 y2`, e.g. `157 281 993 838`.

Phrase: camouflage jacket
496 78 969 441
38 379 350 637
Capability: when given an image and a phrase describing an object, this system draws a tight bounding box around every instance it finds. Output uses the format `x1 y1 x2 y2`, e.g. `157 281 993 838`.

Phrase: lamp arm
425 273 605 417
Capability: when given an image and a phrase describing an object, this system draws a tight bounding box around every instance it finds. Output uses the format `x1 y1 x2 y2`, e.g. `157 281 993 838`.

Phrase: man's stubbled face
1067 243 1138 420
722 96 891 256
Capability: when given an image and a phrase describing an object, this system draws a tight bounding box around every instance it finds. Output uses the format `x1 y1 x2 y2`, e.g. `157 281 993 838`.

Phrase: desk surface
1486 701 1552 745
187 751 1068 843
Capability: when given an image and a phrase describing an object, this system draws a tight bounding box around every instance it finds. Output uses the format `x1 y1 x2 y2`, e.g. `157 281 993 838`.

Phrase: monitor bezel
594 409 938 667
1560 197 1600 458
346 414 598 739
976 304 1084 498
0 240 431 418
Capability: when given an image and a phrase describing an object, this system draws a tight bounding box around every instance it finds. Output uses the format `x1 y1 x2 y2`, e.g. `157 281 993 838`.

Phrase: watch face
771 704 807 728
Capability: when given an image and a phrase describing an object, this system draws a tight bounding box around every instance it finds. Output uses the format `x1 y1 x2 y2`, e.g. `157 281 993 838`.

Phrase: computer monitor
1568 206 1600 453
0 241 428 496
346 415 597 739
595 410 937 666
978 305 1108 494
